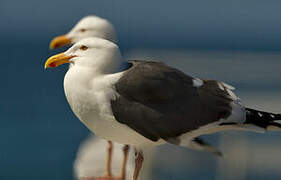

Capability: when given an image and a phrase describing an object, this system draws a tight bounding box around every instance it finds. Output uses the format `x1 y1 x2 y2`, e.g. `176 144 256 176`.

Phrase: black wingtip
245 108 281 128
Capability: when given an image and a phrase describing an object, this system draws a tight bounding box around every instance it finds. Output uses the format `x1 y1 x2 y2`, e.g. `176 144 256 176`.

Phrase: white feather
222 82 235 90
192 78 204 87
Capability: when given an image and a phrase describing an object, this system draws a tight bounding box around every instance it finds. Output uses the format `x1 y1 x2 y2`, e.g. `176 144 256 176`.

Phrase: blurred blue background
1 0 281 179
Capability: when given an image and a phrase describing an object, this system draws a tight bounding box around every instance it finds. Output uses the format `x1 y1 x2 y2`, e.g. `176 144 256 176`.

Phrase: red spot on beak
49 62 56 68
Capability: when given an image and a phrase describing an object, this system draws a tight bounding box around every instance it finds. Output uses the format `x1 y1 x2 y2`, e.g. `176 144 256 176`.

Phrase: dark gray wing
111 60 233 141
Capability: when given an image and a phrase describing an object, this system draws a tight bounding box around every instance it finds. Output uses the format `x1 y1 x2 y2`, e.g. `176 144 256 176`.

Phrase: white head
50 16 117 49
45 37 125 74
67 16 117 43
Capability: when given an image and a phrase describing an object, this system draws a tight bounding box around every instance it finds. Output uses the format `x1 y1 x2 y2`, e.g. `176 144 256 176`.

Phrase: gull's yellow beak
49 35 72 49
45 53 76 69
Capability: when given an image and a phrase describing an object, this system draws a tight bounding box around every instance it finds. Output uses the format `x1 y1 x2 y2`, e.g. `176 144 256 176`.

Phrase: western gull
49 15 117 49
49 14 221 158
49 15 127 179
44 37 281 180
74 135 135 180
49 15 219 156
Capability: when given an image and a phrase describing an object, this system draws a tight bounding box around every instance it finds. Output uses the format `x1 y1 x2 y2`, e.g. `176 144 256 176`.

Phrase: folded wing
111 60 237 142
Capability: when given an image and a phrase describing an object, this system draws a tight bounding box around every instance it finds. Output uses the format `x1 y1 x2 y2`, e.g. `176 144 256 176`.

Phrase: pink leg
105 141 113 177
133 150 144 180
120 145 130 180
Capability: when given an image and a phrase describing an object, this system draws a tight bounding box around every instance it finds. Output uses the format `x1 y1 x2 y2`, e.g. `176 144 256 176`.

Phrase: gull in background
49 16 129 180
74 136 135 180
45 37 281 180
49 15 117 49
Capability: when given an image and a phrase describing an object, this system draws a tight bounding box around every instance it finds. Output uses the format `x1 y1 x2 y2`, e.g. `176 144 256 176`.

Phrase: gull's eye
79 45 88 51
80 28 87 32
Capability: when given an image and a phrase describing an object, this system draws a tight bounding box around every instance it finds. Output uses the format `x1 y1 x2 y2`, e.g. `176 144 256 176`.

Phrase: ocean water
0 39 89 179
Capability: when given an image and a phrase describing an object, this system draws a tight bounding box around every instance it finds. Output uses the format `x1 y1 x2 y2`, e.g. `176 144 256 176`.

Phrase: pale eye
79 45 88 51
80 28 87 32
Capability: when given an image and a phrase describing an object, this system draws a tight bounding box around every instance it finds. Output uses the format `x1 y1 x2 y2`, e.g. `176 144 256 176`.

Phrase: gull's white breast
63 66 164 147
